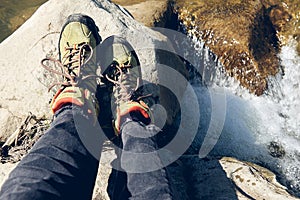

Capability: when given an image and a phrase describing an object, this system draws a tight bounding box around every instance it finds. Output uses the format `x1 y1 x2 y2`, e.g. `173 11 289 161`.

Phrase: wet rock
155 155 298 200
268 141 286 158
220 157 299 200
181 156 299 200
174 0 294 95
272 0 300 54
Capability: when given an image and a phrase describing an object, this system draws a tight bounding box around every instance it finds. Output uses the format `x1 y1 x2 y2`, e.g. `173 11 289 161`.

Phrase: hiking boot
41 14 101 122
102 36 152 133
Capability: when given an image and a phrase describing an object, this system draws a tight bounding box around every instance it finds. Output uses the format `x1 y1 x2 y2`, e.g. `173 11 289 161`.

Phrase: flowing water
266 39 300 194
185 35 300 196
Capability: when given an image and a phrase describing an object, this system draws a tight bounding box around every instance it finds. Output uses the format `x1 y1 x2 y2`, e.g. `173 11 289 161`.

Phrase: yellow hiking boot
102 36 153 133
41 14 101 123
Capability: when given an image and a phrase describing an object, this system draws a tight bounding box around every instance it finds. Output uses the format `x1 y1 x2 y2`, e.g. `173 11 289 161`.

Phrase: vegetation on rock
174 0 298 95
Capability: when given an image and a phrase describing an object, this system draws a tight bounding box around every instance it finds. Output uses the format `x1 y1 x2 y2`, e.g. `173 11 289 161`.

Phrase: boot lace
41 42 101 92
105 62 152 105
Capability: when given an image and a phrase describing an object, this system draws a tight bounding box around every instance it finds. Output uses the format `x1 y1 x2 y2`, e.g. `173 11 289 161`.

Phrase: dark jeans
0 106 172 200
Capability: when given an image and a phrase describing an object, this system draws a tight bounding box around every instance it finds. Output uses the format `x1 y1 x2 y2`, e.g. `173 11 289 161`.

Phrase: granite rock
0 0 186 142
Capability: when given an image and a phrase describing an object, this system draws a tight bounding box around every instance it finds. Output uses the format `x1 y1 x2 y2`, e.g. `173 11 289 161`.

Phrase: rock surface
0 0 186 141
172 156 298 200
0 0 169 42
2 154 298 200
112 0 170 27
219 157 299 200
0 0 185 199
275 0 300 54
174 0 294 95
0 163 15 188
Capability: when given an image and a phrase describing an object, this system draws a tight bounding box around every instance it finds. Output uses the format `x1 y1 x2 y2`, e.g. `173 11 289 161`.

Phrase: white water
272 39 300 192
184 37 300 196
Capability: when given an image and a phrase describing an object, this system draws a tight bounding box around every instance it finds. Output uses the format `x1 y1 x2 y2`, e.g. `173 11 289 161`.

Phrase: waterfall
183 34 300 196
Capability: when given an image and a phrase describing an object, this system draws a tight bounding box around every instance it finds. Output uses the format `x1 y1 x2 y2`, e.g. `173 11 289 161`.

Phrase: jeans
0 105 173 200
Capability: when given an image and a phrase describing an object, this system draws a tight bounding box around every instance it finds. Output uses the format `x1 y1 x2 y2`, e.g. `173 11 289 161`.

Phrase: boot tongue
65 22 92 46
112 43 132 65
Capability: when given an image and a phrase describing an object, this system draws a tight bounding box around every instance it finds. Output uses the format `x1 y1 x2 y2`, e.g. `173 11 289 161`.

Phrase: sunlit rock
0 0 186 142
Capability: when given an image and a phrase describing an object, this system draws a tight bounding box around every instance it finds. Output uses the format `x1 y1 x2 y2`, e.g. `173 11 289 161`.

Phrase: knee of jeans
121 121 161 139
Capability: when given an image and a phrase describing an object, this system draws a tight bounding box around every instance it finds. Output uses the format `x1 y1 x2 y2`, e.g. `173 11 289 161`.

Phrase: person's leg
0 105 102 200
100 35 174 199
120 120 173 200
0 13 103 200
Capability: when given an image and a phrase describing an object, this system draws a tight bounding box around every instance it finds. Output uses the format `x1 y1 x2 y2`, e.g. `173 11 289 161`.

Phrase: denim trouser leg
120 121 173 200
0 106 102 200
0 106 173 200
